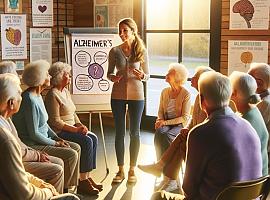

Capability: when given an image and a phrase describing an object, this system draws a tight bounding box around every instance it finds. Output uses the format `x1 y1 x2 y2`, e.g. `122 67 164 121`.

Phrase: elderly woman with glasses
44 61 102 195
12 60 81 194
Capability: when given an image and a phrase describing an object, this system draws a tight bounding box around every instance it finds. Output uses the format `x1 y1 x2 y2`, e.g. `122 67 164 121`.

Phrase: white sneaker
154 178 170 191
160 179 179 192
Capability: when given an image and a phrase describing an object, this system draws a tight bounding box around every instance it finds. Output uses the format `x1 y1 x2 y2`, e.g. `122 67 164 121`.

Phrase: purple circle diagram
98 79 110 91
88 63 104 79
75 50 91 68
94 51 107 65
75 74 93 91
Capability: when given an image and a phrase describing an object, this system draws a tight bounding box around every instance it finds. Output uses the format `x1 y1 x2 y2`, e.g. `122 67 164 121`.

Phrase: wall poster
230 0 270 29
95 6 108 27
228 40 268 75
32 0 53 27
94 0 133 28
30 28 52 63
4 0 23 13
1 14 27 60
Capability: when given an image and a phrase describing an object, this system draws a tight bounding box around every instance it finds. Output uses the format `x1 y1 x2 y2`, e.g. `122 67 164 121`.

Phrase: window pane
146 78 168 116
183 0 210 30
146 0 179 30
182 33 210 65
147 33 179 76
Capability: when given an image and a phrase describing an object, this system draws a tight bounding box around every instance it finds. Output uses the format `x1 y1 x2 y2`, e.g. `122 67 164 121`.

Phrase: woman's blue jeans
111 99 144 166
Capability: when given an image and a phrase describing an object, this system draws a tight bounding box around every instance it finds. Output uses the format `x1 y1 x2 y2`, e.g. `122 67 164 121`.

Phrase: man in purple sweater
151 71 262 200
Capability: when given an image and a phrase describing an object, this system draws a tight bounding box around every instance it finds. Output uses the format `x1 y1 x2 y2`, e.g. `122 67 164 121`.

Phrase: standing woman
45 61 102 194
107 18 149 183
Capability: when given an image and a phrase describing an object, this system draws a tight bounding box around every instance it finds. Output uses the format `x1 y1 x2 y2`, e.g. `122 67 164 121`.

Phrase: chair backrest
216 175 270 200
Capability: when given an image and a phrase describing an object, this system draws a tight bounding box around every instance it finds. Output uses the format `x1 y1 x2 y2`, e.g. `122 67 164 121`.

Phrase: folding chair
216 175 270 200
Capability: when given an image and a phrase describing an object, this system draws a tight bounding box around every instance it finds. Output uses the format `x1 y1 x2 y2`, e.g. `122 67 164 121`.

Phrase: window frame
140 0 221 130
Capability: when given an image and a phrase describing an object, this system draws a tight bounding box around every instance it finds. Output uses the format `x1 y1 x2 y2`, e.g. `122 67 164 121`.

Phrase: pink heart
38 5 47 13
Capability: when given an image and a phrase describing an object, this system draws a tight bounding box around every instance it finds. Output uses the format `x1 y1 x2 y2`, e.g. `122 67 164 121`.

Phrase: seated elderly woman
0 61 18 74
44 61 102 193
248 63 270 172
230 71 269 176
154 63 191 161
0 74 79 200
0 61 65 193
11 60 85 194
139 66 211 192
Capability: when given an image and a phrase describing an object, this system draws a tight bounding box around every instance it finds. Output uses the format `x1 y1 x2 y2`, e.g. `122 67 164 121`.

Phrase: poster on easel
228 40 268 75
1 14 27 60
71 34 118 95
230 0 270 29
32 0 53 27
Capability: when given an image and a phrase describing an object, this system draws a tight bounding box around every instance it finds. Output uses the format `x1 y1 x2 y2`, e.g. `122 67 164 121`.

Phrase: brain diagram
74 50 110 92
232 0 255 28
240 51 253 67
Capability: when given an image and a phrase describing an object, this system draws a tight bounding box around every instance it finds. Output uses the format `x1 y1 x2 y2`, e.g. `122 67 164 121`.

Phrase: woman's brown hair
118 18 145 62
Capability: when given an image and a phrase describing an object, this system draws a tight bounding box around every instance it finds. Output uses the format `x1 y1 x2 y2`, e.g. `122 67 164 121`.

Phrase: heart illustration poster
32 0 53 27
1 14 27 59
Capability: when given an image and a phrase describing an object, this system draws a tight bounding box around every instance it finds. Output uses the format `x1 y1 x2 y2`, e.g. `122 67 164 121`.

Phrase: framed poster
32 0 53 27
5 0 23 13
230 0 270 30
1 14 27 60
95 6 108 27
94 0 133 28
228 40 268 75
30 28 52 63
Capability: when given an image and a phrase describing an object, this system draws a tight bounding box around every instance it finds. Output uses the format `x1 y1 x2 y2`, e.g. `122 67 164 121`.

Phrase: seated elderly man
0 61 64 193
151 71 262 200
0 74 79 200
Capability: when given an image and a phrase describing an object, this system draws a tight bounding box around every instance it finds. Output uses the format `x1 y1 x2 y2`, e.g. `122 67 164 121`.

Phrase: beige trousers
24 155 64 193
31 141 80 189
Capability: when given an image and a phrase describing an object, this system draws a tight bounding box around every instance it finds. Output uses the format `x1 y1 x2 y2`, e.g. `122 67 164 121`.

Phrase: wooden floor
79 125 158 200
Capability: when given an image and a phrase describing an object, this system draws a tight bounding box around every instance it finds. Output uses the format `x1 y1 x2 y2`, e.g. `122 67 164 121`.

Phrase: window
144 0 221 117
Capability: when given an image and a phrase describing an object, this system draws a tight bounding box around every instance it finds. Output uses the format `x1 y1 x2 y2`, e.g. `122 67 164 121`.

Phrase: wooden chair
216 175 270 200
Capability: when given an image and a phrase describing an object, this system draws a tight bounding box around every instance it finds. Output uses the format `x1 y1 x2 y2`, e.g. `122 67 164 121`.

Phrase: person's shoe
77 179 99 195
138 163 162 177
88 177 103 191
154 177 170 191
112 171 125 183
127 170 137 183
160 179 179 192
